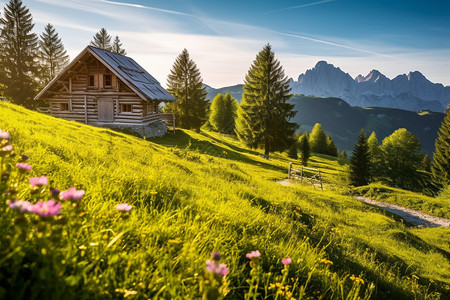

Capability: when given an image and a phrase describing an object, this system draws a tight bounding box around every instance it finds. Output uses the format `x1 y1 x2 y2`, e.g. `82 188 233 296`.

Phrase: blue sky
1 0 449 87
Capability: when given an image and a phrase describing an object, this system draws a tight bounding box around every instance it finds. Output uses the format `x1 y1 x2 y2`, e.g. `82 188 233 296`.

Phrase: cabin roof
35 45 176 102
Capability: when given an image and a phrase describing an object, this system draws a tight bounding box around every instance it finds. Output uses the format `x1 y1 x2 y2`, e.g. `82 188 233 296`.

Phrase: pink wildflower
116 203 133 212
282 258 292 265
1 144 13 152
32 200 62 217
16 163 32 171
206 260 229 277
59 187 85 200
29 176 48 187
0 130 9 139
8 200 34 213
246 250 261 259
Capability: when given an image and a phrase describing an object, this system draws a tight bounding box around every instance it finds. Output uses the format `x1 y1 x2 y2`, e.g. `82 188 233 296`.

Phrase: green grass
0 101 449 299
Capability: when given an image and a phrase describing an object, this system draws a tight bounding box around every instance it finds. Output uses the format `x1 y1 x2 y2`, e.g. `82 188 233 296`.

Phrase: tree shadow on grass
151 130 287 173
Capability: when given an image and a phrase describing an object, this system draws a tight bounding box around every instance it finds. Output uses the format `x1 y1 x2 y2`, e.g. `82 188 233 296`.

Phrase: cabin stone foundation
105 121 168 138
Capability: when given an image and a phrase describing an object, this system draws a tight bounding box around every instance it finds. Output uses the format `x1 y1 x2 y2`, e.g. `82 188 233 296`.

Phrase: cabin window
120 104 132 113
60 103 69 111
88 75 95 87
104 74 112 88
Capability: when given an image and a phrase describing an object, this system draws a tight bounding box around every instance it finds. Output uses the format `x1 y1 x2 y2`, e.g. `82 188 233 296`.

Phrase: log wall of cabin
45 58 160 125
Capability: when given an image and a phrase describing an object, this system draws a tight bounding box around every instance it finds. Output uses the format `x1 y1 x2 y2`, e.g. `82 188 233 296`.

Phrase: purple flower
30 176 48 187
0 130 9 140
32 200 62 217
282 258 292 265
246 250 261 259
116 203 133 212
8 200 34 213
1 144 13 152
16 163 32 171
211 252 222 261
206 260 229 277
59 187 85 200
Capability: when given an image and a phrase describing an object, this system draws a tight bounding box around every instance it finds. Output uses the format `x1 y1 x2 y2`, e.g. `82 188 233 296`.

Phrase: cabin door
98 99 114 122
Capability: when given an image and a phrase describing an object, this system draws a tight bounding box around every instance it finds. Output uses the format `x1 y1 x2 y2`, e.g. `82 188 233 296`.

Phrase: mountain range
205 61 450 113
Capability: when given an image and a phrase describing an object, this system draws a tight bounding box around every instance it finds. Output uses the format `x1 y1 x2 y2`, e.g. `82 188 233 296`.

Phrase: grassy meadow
0 101 449 299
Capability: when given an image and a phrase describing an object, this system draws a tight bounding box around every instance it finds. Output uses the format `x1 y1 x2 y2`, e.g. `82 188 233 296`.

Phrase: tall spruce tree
235 44 298 156
431 112 450 191
165 49 208 131
91 28 112 50
0 0 39 107
209 93 238 134
299 135 310 166
112 35 126 55
349 129 371 186
39 23 69 84
309 123 328 154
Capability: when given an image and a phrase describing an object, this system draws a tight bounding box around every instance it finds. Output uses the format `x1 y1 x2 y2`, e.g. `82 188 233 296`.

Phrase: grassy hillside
0 102 449 299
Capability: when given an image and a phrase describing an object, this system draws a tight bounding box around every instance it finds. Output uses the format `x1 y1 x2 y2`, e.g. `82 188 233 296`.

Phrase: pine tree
209 93 238 134
326 136 338 156
91 28 112 50
38 23 69 84
0 0 39 107
299 135 310 166
287 141 298 159
340 150 347 159
165 49 209 131
349 129 371 186
235 44 298 156
431 112 450 190
111 35 126 55
309 123 328 154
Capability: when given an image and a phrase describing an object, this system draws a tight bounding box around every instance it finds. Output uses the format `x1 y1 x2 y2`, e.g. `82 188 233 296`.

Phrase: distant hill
204 83 244 101
290 61 449 113
289 95 445 155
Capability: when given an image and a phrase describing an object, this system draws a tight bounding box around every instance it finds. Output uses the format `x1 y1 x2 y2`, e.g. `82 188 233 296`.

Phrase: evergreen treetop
431 112 450 190
165 49 208 131
0 0 39 107
91 28 112 50
39 23 69 84
235 44 298 156
349 129 371 186
112 35 126 55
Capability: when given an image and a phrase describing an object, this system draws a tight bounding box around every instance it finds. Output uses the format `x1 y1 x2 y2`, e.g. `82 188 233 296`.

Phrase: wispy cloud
277 31 392 57
263 0 334 14
97 0 195 17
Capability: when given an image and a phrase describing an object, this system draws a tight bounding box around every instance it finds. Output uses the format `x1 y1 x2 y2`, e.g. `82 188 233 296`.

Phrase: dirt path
354 196 450 228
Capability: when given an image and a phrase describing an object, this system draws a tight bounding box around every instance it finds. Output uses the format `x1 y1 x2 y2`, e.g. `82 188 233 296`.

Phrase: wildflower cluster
202 252 230 300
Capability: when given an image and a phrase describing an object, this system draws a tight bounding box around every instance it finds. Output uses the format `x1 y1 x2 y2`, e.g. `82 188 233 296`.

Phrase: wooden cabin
34 46 176 134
